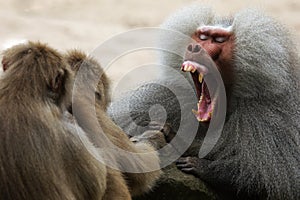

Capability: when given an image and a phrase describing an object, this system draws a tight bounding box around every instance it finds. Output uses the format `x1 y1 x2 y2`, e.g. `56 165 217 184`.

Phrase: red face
181 25 235 122
192 26 235 85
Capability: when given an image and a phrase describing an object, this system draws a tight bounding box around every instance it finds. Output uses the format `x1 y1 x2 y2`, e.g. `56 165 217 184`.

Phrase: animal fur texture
0 41 107 200
65 50 162 197
109 4 300 199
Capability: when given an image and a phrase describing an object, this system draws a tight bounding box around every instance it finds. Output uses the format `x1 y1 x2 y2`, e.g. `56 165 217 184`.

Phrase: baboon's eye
95 92 101 100
199 34 209 40
214 36 227 43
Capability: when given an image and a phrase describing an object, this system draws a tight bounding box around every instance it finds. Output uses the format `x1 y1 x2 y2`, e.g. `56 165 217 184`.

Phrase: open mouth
181 60 215 122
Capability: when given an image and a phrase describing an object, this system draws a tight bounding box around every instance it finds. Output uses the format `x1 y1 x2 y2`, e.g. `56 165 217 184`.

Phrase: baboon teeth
192 109 199 115
198 73 204 83
199 95 203 103
181 64 196 73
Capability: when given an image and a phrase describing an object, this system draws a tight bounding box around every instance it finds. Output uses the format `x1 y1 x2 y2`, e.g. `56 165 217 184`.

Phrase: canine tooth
192 109 199 115
191 68 196 73
198 73 204 83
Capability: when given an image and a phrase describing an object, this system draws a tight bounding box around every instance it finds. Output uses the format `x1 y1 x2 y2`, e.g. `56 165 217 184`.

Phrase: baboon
108 4 300 200
64 50 164 197
0 41 108 200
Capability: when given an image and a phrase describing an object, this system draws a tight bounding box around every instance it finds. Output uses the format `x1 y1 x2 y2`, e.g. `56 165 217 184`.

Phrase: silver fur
109 4 300 199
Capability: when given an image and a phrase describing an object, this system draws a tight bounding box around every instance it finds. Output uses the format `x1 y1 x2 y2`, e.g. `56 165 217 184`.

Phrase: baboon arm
99 109 162 196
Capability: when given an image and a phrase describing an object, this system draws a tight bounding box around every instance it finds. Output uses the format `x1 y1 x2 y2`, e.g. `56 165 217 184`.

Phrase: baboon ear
51 70 64 93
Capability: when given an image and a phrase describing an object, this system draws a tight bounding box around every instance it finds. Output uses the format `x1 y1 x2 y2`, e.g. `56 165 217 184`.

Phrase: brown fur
0 41 107 200
65 50 162 197
65 50 110 111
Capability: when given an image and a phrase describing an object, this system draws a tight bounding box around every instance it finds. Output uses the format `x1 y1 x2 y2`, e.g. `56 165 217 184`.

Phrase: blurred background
1 0 299 97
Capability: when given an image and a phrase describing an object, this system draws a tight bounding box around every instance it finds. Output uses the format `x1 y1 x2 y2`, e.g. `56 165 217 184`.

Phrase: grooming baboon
65 50 163 197
0 41 108 200
108 5 300 200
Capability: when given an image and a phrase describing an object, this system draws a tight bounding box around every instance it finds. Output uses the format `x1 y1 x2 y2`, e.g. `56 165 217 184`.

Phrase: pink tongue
196 82 212 122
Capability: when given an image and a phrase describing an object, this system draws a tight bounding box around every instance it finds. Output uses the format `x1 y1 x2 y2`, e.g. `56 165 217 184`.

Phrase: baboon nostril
187 44 193 52
193 45 201 53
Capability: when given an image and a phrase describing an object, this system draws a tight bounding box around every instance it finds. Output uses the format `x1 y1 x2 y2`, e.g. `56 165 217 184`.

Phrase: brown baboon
0 41 107 200
65 50 163 197
108 5 300 200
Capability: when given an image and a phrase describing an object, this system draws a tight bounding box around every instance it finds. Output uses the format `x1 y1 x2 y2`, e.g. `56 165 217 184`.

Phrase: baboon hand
176 157 211 178
130 121 176 149
147 121 176 143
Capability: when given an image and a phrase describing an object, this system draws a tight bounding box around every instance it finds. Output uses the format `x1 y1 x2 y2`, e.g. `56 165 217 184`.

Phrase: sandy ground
1 0 300 98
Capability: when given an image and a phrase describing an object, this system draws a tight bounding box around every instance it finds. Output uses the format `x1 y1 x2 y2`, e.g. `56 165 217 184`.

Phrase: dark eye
199 34 209 40
214 37 227 43
95 92 101 100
